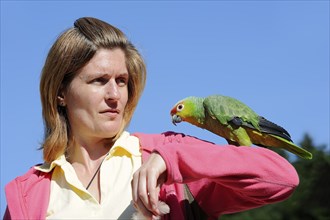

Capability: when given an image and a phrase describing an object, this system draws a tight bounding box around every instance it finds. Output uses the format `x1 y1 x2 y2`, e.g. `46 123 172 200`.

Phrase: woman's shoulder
6 165 51 190
5 165 51 219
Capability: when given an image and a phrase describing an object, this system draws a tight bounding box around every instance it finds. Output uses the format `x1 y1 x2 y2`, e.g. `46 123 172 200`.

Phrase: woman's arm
154 132 299 218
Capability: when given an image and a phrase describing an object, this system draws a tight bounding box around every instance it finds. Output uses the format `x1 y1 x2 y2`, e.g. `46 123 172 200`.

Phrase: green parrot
170 95 312 160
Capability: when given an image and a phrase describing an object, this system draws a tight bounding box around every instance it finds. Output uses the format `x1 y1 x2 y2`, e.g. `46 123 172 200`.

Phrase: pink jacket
4 132 299 220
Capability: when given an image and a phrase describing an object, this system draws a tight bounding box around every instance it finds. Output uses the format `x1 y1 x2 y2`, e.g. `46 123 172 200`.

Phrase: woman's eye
117 77 128 86
91 77 107 84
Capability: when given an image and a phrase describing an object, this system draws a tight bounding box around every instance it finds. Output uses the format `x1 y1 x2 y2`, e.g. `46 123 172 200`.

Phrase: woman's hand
131 152 167 219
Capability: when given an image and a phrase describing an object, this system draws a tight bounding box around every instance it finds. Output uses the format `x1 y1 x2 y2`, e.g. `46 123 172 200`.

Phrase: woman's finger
131 170 140 203
137 168 150 210
147 168 160 215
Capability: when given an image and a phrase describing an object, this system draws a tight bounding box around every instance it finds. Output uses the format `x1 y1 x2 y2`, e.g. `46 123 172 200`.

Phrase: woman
4 17 299 220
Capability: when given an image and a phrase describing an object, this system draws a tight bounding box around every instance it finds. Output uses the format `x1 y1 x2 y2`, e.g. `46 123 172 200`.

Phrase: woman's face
61 48 129 142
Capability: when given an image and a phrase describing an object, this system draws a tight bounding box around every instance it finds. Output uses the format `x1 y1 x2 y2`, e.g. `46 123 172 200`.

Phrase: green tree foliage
220 134 330 220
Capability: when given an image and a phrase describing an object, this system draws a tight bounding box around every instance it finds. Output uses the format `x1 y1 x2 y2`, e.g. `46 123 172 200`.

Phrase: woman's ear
57 92 66 107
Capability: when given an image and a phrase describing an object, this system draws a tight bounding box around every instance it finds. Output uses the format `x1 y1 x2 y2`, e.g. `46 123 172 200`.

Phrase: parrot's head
170 96 205 126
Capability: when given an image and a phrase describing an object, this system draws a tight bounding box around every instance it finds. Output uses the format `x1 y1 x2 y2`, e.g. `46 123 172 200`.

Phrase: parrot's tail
247 128 313 159
270 135 313 160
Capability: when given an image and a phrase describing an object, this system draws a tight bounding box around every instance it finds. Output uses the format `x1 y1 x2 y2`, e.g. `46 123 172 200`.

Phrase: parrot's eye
177 104 184 112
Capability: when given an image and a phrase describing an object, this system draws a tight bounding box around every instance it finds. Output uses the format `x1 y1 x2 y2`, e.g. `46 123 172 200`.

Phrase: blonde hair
40 17 146 163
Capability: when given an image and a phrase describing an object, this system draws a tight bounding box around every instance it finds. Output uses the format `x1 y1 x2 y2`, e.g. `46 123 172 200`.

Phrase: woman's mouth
100 109 120 118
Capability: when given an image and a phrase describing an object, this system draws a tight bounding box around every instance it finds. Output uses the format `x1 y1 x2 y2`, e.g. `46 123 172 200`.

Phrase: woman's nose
105 80 121 100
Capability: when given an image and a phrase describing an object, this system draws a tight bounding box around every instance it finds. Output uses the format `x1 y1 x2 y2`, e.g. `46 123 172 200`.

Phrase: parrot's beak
171 114 182 126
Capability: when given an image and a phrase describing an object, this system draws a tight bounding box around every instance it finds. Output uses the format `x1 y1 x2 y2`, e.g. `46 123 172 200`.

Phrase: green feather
204 95 260 130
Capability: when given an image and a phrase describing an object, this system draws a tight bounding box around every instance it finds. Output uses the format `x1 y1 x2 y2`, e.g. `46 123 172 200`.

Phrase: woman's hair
40 17 146 163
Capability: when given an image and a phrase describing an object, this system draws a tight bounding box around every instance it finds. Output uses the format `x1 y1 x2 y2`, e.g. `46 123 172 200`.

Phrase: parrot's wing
258 116 292 142
229 115 293 142
203 95 260 130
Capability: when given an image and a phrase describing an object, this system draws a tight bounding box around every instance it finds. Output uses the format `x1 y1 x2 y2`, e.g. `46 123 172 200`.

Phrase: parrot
170 95 312 160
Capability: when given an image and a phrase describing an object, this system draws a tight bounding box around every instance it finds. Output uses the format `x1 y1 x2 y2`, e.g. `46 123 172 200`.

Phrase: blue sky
1 1 329 216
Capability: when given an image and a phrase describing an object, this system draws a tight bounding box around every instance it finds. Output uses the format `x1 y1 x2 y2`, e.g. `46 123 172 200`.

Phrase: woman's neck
67 137 113 171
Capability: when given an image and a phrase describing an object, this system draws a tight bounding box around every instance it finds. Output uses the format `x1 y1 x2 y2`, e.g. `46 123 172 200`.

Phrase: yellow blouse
35 131 141 219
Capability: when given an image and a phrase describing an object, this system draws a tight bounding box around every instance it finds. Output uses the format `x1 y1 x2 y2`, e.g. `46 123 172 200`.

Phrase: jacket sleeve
152 132 299 218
